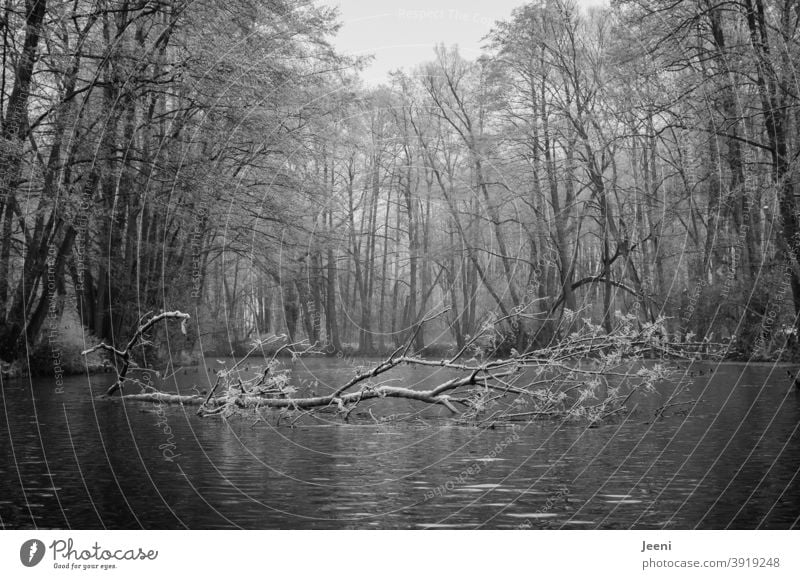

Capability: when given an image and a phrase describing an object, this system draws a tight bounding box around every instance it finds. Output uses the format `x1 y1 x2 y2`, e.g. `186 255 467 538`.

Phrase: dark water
1 358 799 529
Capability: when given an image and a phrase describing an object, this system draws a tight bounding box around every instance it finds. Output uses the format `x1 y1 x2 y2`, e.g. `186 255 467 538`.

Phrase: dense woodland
1 0 800 374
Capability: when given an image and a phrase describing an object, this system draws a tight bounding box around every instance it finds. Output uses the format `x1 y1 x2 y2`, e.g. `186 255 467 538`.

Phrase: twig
654 399 697 418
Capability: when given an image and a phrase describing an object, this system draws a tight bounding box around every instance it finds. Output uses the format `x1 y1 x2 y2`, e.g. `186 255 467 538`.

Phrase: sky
316 0 609 84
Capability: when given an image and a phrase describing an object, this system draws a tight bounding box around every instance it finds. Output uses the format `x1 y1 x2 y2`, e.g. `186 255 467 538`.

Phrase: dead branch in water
104 311 692 426
82 311 190 396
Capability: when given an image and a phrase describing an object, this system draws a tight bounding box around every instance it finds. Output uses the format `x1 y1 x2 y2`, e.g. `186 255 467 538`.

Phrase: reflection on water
1 359 798 528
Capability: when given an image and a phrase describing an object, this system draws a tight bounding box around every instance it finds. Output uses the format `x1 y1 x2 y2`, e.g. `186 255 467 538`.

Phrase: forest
1 0 800 378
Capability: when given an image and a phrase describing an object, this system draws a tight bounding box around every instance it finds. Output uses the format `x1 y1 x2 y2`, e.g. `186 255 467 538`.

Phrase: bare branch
82 311 190 396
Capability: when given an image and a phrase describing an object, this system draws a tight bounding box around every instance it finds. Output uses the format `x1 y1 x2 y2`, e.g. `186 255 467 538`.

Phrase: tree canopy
2 0 800 373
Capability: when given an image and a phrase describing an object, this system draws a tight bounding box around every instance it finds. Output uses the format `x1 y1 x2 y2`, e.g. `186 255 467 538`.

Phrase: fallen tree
83 309 697 427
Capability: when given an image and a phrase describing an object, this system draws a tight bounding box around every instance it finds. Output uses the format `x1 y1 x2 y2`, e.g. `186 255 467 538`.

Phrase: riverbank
0 358 114 380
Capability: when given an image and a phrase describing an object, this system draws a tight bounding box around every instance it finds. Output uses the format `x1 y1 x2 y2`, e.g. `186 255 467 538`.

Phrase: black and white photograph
0 0 799 572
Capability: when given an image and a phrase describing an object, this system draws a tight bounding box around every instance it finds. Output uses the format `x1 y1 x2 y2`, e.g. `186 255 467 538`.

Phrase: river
1 358 798 528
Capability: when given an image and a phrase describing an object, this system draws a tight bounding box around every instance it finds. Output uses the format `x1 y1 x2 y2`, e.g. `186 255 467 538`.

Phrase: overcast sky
317 0 609 84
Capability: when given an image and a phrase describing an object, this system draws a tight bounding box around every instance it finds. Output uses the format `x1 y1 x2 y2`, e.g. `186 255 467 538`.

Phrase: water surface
1 358 798 529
